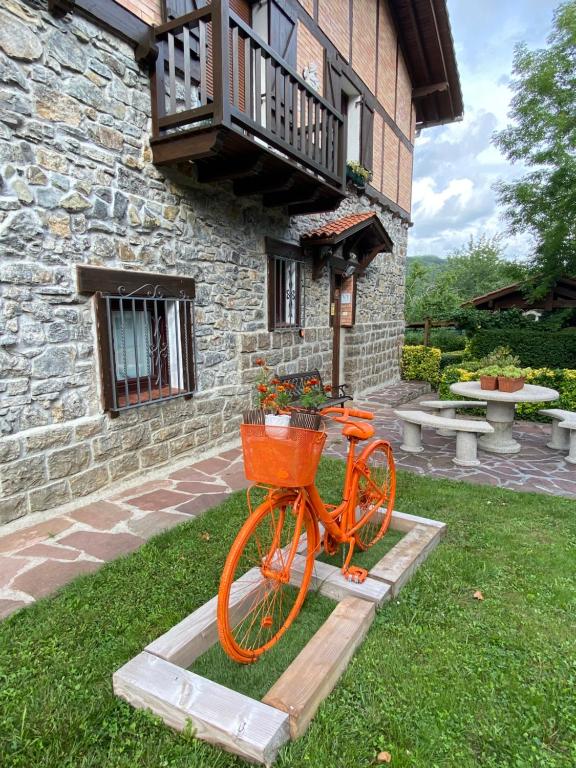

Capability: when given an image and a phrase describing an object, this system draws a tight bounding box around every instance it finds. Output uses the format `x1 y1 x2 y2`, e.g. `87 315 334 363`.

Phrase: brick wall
115 0 162 26
319 0 350 60
297 0 314 17
377 0 397 119
398 142 413 213
296 21 324 97
395 49 412 139
351 0 377 94
382 124 399 203
372 111 384 192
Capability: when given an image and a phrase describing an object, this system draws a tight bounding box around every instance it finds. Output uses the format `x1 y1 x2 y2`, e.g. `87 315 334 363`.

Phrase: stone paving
1 382 573 621
325 392 576 499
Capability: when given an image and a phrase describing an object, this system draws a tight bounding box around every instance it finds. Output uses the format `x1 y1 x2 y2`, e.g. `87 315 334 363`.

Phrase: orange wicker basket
240 424 326 487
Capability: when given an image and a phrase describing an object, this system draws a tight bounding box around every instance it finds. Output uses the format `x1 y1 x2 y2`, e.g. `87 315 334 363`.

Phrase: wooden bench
558 421 576 465
276 369 352 409
394 409 494 467
538 408 576 450
420 399 488 437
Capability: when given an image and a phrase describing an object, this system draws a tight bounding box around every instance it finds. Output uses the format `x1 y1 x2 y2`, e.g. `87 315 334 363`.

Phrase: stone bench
558 421 576 465
420 399 488 437
538 408 576 450
394 409 494 468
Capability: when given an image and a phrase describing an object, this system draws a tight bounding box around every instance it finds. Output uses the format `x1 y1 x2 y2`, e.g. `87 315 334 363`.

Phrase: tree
405 236 527 322
444 235 526 300
494 2 576 290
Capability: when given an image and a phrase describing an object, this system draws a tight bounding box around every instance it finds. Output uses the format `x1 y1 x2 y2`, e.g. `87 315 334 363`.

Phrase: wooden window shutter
269 0 297 67
163 0 207 22
360 97 375 171
324 51 342 109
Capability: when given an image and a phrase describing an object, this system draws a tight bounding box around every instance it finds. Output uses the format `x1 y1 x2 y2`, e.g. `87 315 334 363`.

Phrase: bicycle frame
252 432 392 582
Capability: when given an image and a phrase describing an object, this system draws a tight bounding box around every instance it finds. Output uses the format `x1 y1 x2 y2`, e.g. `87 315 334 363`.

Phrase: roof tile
301 212 377 241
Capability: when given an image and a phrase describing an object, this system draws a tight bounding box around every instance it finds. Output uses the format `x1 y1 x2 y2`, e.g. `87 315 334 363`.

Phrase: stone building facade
0 0 461 525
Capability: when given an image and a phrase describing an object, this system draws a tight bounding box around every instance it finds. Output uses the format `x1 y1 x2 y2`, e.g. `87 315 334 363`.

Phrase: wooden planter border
113 510 446 765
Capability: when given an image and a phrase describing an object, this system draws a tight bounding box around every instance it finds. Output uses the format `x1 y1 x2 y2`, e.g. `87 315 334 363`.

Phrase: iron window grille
91 279 196 416
267 247 305 331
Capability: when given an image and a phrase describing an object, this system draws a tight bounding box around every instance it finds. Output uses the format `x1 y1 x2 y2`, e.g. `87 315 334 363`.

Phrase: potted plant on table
497 366 526 393
478 365 500 391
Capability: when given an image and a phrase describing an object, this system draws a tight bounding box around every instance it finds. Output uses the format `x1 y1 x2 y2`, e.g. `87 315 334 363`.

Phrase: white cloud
408 0 556 260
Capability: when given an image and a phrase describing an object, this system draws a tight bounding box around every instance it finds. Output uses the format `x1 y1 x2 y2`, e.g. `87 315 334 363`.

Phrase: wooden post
423 316 431 346
211 0 230 126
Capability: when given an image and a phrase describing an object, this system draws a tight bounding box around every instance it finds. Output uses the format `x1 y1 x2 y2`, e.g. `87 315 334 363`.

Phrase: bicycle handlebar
320 406 374 421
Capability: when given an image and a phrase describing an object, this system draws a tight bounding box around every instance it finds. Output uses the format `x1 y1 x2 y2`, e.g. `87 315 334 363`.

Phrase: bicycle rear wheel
353 440 396 550
217 491 316 663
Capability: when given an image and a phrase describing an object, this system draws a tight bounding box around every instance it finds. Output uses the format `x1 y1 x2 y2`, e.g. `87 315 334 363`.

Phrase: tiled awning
301 212 393 279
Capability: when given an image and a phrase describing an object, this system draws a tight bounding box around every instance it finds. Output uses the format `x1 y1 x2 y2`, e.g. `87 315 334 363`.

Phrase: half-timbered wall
112 0 415 215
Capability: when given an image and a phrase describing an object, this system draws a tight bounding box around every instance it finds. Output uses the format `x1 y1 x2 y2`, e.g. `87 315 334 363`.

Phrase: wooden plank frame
113 510 445 764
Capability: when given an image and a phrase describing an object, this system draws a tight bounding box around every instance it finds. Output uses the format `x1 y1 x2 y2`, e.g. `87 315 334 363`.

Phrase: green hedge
401 345 441 387
439 364 576 421
404 328 467 351
469 329 576 368
440 350 467 369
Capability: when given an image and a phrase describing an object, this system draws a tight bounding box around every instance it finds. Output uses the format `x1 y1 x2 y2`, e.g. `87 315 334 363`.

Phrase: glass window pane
112 309 152 380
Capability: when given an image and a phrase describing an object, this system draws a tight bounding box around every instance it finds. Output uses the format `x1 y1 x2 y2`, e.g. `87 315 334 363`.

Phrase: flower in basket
299 379 331 411
254 358 294 413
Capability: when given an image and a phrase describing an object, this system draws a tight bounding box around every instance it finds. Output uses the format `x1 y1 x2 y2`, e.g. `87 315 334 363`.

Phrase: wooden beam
114 652 290 766
263 187 321 208
288 554 390 605
413 81 448 98
370 523 444 596
145 567 264 668
196 154 265 183
76 265 196 298
389 509 447 533
234 171 295 197
48 0 151 52
262 597 375 739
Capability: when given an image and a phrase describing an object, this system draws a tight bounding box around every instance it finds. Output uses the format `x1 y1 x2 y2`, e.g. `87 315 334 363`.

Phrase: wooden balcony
149 1 347 215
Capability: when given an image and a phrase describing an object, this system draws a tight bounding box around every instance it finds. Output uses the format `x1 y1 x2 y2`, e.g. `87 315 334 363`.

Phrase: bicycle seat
342 421 375 441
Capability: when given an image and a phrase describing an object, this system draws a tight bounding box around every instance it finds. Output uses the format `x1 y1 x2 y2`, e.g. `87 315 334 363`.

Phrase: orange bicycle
217 406 396 663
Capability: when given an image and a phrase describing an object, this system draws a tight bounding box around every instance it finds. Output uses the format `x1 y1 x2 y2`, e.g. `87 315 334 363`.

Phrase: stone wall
0 0 407 526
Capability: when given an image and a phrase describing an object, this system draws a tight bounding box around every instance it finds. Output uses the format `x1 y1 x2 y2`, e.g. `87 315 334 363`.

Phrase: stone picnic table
450 381 559 455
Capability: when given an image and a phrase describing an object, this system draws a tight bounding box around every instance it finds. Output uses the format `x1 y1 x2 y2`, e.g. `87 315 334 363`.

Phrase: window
266 238 304 330
77 266 196 415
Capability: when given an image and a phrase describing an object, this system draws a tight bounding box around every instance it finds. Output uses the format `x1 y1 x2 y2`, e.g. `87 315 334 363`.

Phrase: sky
408 0 558 260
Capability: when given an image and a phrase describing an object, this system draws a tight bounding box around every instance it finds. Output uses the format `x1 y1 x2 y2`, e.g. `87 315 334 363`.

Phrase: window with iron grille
266 238 305 331
77 266 196 416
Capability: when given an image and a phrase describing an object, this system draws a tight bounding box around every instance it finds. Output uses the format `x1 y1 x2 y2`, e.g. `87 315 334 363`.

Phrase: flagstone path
0 382 573 621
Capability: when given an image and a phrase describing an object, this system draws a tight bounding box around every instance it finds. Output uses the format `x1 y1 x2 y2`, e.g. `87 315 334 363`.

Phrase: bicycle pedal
342 566 368 584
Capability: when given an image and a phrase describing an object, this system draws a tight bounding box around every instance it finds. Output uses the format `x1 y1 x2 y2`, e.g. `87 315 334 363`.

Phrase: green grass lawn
1 459 575 768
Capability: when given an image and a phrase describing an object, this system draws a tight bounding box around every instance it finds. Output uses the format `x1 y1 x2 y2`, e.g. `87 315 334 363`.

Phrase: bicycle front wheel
353 440 396 550
217 491 316 664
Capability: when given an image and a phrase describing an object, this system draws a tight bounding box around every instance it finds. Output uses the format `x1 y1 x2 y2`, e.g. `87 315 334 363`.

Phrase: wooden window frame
77 265 196 416
265 238 305 331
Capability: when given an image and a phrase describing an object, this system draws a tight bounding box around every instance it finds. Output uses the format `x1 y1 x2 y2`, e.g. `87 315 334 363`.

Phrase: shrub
440 350 466 369
439 364 576 421
469 330 576 368
404 328 467 351
401 345 441 387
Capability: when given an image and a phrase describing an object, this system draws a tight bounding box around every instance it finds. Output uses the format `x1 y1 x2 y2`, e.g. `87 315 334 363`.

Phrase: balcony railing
150 0 346 195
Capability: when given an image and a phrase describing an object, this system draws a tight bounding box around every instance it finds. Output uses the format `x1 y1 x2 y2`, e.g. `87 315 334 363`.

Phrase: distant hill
406 255 448 276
